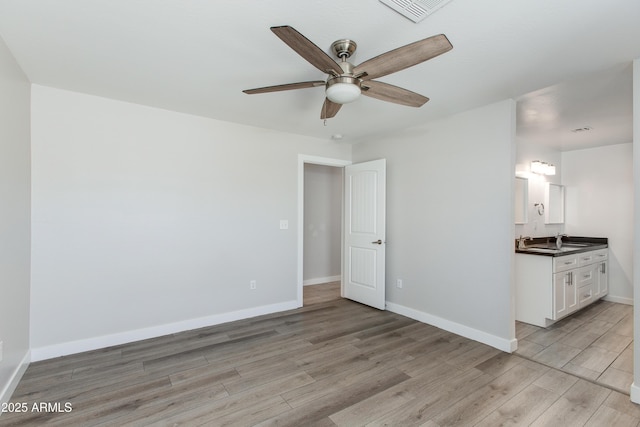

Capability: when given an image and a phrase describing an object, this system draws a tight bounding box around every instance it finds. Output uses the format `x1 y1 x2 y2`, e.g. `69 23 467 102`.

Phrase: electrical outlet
250 280 257 290
396 279 403 289
279 220 289 230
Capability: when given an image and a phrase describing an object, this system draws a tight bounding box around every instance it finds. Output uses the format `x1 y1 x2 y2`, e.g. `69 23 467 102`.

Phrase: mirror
515 177 528 224
544 183 565 224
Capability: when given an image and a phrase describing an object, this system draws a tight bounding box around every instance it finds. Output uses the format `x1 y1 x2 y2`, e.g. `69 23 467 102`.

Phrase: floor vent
379 0 454 22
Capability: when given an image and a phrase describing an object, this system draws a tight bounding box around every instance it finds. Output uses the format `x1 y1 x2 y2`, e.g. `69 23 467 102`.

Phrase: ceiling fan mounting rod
337 61 356 76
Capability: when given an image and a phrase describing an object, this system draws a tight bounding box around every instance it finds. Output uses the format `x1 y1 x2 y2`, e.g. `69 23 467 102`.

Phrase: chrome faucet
518 235 532 250
556 233 568 249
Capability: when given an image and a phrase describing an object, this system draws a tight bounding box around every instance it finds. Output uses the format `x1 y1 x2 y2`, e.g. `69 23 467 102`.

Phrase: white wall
0 37 31 403
30 85 351 360
303 164 342 285
631 58 640 404
562 143 633 304
515 140 564 238
352 99 517 351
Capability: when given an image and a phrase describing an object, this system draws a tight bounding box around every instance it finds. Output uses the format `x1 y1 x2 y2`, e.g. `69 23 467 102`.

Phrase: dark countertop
515 236 608 257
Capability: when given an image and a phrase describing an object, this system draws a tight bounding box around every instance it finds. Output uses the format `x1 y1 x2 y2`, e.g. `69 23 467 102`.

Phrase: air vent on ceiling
379 0 454 23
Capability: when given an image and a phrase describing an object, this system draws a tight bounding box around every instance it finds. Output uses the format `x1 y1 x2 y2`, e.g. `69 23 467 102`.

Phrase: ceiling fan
243 25 453 119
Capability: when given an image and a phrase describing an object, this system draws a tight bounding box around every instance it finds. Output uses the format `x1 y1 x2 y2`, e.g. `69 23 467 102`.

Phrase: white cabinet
553 269 577 319
516 248 608 327
575 264 595 308
596 262 608 297
593 251 608 298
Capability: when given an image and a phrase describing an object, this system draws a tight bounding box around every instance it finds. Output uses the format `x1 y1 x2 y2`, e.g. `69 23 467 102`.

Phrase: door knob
371 239 383 245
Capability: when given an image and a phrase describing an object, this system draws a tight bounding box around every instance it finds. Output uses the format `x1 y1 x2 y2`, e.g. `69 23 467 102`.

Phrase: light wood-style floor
303 281 342 306
3 283 639 426
516 299 634 395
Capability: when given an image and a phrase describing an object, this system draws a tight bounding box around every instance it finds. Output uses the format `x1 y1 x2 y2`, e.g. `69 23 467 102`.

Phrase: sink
526 243 558 249
525 242 592 250
521 248 560 253
519 246 579 254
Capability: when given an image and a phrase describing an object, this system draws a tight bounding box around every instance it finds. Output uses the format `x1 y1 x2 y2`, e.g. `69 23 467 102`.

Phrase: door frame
297 155 352 307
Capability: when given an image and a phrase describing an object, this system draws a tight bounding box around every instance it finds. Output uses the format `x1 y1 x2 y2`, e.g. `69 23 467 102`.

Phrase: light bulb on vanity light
530 160 555 176
531 160 544 174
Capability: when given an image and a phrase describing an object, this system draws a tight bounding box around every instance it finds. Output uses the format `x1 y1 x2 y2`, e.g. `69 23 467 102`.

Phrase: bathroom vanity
515 237 608 327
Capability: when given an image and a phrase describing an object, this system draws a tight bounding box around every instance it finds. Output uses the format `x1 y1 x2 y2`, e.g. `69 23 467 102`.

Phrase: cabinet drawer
591 249 608 262
554 255 578 273
578 283 594 307
578 253 594 266
578 249 608 266
575 265 595 287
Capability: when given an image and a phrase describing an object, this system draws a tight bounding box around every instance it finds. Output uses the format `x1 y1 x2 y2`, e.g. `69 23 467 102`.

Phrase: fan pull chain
322 100 327 126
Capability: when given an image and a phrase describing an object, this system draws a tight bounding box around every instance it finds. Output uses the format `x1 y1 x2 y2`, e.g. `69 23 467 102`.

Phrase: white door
343 159 386 309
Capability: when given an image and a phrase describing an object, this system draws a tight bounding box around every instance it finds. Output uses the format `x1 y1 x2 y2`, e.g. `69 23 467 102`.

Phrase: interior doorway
297 155 387 310
302 162 344 306
297 155 351 307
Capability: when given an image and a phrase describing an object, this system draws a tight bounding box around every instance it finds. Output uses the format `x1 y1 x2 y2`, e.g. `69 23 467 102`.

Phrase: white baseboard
303 275 341 286
0 350 30 406
31 301 298 362
386 302 517 353
603 295 634 305
630 382 640 404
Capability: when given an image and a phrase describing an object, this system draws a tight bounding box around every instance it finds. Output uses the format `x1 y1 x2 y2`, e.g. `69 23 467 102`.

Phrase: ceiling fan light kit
325 39 362 104
243 25 453 120
326 78 361 104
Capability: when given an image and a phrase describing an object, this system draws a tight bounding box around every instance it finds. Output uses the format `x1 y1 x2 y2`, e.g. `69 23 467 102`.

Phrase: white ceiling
0 0 638 149
516 63 633 151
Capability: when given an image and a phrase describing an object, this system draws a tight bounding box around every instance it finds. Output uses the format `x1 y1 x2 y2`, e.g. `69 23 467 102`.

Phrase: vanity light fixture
531 160 556 176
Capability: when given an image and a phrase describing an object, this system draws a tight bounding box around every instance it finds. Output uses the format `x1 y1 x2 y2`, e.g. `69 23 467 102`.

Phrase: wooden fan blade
354 34 452 81
361 80 429 107
243 81 325 94
271 26 343 75
321 98 342 119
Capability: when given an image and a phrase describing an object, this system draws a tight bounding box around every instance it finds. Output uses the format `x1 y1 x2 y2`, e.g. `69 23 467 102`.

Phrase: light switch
280 220 289 230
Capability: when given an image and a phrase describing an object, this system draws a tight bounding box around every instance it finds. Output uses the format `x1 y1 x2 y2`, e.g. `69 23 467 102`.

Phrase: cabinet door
553 272 566 319
554 271 577 320
566 271 579 314
595 261 608 297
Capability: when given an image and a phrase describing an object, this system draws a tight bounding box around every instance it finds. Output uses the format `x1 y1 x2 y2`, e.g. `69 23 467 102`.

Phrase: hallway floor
303 281 341 306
